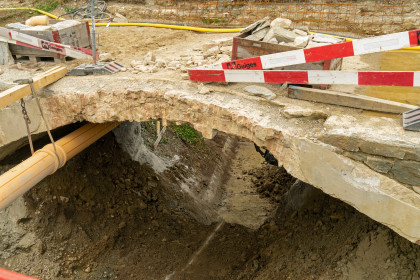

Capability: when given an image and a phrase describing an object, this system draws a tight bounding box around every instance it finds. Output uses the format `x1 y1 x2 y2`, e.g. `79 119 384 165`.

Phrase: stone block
250 27 270 41
243 85 276 100
282 106 328 119
293 36 310 48
0 42 14 65
293 29 308 36
391 161 420 185
272 26 297 43
364 156 394 174
312 34 343 44
270 18 292 29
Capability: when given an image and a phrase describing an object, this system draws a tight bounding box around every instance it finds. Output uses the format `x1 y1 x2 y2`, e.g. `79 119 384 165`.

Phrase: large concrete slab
0 71 419 244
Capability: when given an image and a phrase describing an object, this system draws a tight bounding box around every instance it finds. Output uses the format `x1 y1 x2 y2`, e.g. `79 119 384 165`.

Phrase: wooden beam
288 86 417 114
0 66 67 109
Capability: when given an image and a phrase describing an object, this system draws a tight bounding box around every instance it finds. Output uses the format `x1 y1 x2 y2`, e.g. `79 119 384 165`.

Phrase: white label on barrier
414 72 420 87
308 71 358 85
353 32 410 55
260 49 306 68
10 31 39 46
225 70 265 83
65 48 88 59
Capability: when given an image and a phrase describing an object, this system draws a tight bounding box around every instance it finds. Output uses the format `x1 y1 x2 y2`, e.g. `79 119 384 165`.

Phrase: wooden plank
0 66 67 109
288 86 417 114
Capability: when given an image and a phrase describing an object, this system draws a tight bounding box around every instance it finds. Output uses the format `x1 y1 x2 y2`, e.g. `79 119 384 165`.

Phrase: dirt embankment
0 124 419 280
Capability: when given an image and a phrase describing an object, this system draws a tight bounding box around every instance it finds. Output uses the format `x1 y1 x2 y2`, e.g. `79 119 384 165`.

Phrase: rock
113 13 128 23
306 41 330 48
312 34 342 44
270 18 292 29
213 38 233 47
239 17 270 34
99 53 113 62
285 180 320 212
167 60 180 68
198 84 212 94
215 54 231 64
293 36 310 48
293 29 308 36
150 66 159 73
220 46 232 54
250 27 270 41
144 51 155 65
0 42 14 65
413 186 420 195
84 267 91 273
202 42 219 53
391 161 420 185
364 156 394 174
204 46 220 58
262 28 275 42
0 69 3 75
155 59 166 68
134 65 149 72
282 106 329 119
130 60 141 68
243 85 276 100
245 34 259 41
181 73 189 80
272 26 297 43
267 38 278 44
17 232 35 249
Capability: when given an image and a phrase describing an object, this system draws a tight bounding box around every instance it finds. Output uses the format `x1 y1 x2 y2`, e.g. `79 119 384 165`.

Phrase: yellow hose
0 7 418 50
0 7 242 33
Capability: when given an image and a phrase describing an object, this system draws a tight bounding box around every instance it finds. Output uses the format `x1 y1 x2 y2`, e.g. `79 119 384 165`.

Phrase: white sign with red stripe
189 69 420 87
0 27 94 59
220 29 420 70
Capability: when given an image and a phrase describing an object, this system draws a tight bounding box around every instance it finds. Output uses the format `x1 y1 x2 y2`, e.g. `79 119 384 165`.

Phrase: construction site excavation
0 0 420 279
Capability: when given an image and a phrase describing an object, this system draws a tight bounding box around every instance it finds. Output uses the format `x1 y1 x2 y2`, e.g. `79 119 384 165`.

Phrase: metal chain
19 98 34 155
29 83 61 164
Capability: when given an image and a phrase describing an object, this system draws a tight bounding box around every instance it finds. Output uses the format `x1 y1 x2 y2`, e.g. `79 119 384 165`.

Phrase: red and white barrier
189 69 420 87
0 27 95 59
0 268 39 280
220 29 420 70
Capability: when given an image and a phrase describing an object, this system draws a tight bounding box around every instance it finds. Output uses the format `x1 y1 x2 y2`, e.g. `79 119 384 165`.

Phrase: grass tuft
34 0 58 13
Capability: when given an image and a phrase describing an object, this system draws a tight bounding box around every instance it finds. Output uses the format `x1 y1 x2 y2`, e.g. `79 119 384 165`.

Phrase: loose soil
0 129 419 280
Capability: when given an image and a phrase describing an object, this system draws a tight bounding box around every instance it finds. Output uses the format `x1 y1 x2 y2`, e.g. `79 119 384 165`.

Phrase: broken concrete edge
1 77 419 244
280 137 420 244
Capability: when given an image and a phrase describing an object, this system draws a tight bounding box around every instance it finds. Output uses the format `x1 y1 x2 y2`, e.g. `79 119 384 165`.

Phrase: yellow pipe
0 122 119 210
0 7 242 33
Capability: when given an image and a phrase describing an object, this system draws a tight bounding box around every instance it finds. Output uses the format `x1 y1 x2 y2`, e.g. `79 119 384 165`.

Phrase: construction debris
242 17 336 49
403 108 420 131
3 20 92 63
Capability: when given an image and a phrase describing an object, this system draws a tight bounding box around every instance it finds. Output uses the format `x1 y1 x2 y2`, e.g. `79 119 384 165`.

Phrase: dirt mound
0 129 419 279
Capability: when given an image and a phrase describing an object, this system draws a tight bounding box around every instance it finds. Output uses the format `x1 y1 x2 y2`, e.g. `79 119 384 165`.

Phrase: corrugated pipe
0 122 119 210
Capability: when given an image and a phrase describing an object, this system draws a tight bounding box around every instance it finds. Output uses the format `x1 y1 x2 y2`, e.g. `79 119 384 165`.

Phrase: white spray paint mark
164 221 225 280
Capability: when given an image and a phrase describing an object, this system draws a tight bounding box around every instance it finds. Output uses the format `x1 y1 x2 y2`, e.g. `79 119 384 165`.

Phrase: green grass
64 6 77 13
34 0 58 13
169 123 207 150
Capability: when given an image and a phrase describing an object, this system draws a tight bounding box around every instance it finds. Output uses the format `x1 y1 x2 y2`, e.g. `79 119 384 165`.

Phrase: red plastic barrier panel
0 268 40 280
